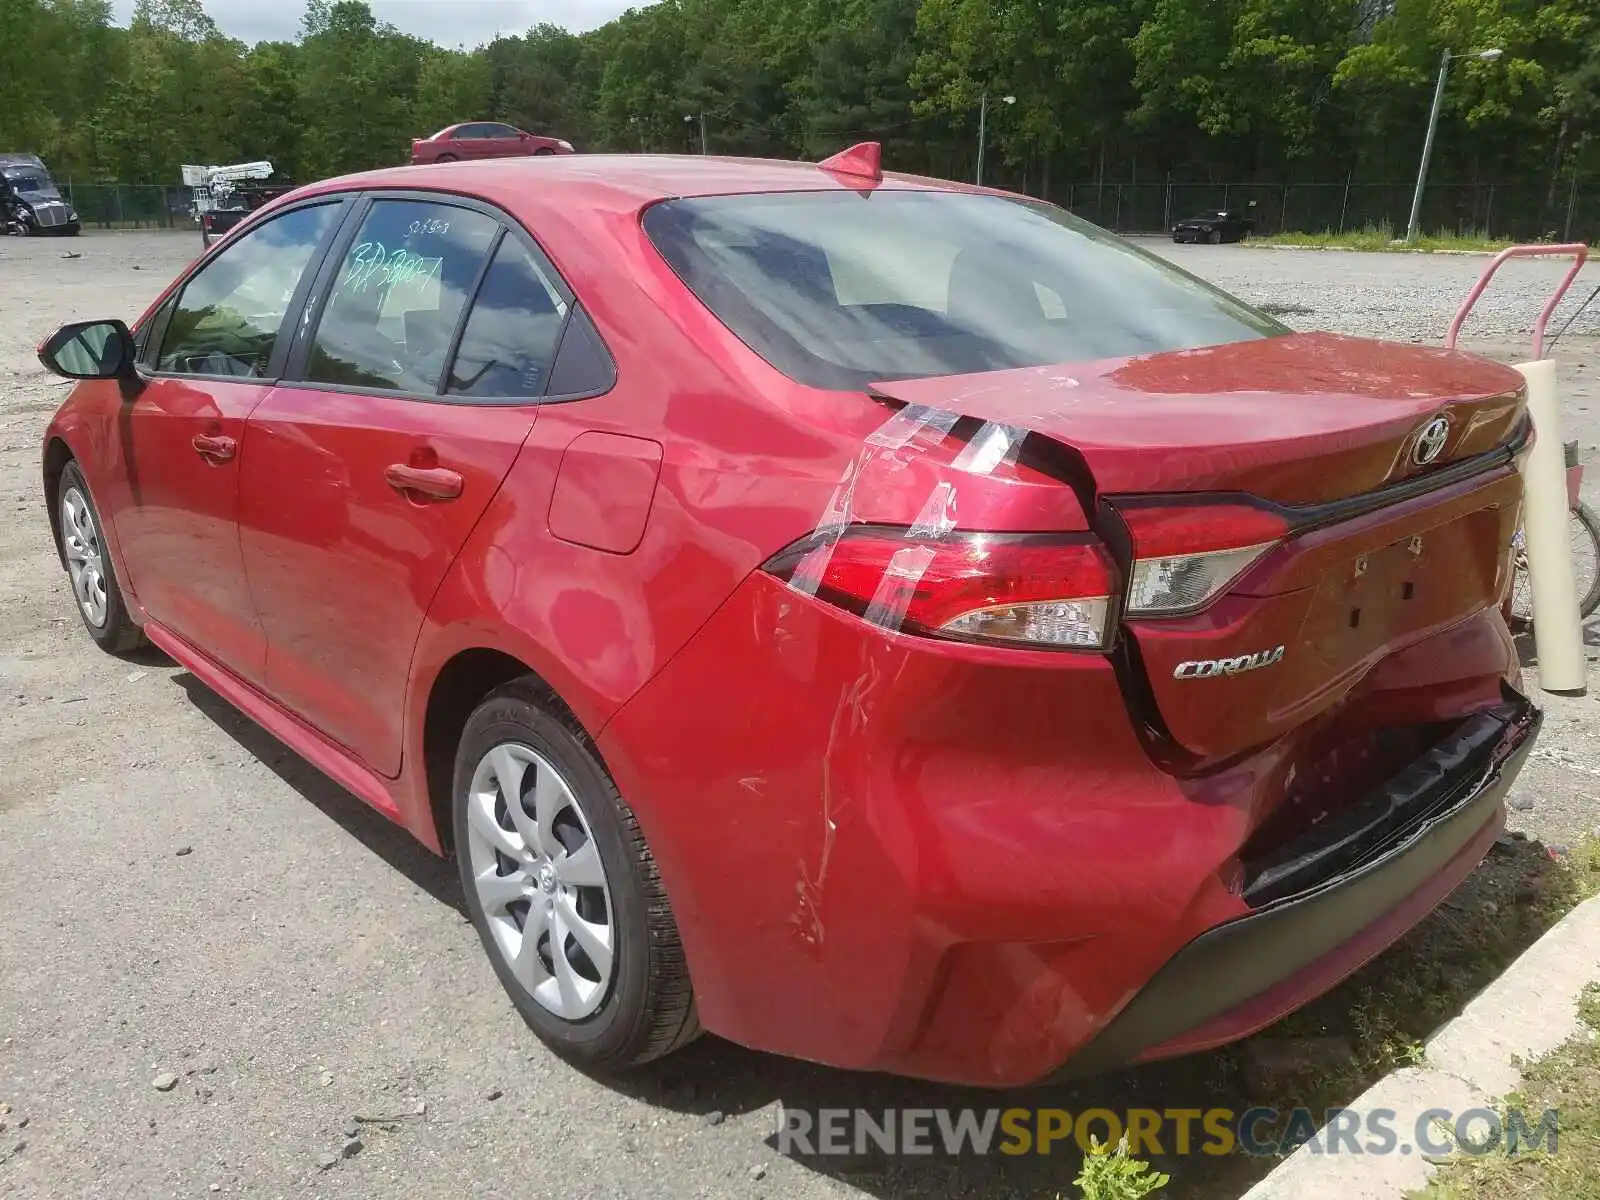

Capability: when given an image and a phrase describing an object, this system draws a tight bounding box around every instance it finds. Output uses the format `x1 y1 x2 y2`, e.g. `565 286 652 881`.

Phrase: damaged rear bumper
1052 690 1541 1080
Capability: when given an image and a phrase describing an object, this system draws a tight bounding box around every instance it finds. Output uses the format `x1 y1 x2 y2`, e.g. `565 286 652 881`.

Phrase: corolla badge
1173 646 1286 680
1412 415 1452 466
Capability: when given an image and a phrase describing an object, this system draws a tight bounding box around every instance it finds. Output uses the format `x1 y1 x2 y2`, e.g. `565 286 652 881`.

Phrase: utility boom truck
184 161 292 248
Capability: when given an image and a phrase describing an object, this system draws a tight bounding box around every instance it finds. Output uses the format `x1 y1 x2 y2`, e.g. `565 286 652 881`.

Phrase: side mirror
37 319 137 381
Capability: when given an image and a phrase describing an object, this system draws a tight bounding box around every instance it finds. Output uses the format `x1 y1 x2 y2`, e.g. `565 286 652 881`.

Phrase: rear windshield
643 190 1286 390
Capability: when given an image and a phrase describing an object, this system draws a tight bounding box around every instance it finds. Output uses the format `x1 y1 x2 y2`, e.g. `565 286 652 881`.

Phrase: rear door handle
192 433 236 462
385 463 463 501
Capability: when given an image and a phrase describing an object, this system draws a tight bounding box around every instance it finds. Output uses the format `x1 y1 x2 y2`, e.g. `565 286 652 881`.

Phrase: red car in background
411 122 574 164
36 147 1538 1087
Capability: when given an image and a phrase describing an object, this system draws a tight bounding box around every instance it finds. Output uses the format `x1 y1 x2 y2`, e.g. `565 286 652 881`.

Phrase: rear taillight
765 527 1116 650
1119 504 1287 616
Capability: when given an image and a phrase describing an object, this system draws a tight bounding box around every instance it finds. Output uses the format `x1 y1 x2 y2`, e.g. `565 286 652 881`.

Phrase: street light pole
977 93 988 186
1406 47 1503 243
685 112 707 154
976 93 1014 187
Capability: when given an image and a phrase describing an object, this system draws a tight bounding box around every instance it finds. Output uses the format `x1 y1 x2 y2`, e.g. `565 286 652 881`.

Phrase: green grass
1074 1135 1173 1199
1254 220 1515 253
1409 982 1600 1199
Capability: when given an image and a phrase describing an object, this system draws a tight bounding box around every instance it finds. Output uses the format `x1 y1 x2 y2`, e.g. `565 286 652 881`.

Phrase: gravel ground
2 230 1599 1200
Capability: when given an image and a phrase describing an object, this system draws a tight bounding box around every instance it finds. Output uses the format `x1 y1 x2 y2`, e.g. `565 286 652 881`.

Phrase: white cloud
109 1 646 47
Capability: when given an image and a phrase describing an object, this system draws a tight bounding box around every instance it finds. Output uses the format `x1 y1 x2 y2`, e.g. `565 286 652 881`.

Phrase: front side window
447 236 569 398
643 190 1287 390
304 200 497 393
157 202 337 378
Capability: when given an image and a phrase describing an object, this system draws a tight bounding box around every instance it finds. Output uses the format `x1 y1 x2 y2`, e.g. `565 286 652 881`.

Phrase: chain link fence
1048 180 1598 242
56 178 1600 244
56 183 196 230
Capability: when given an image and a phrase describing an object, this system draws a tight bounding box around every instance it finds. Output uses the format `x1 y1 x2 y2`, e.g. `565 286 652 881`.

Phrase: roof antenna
817 142 882 184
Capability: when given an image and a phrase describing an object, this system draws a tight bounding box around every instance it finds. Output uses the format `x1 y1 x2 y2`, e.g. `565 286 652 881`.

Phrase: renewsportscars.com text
776 1106 1560 1159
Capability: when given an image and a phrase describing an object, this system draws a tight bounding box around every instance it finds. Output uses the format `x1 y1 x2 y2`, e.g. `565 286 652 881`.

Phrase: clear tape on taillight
765 528 1117 651
1119 503 1287 617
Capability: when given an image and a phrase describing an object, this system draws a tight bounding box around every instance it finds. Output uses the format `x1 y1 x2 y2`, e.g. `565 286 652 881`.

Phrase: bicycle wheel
1576 501 1600 618
1508 503 1600 626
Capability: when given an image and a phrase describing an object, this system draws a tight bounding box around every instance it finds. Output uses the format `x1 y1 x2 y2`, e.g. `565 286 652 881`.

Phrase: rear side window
305 200 497 393
157 203 337 377
447 236 569 398
643 191 1286 390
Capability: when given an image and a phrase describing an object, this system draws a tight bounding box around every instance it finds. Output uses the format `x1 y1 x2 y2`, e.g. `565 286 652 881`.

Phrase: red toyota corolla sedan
36 146 1539 1087
411 122 574 164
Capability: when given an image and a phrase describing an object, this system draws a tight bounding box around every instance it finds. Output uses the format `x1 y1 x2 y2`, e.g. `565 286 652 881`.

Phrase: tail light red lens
1119 503 1288 616
765 528 1117 650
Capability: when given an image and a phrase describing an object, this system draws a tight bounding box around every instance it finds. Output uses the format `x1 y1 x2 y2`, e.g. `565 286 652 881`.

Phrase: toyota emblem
1412 415 1451 466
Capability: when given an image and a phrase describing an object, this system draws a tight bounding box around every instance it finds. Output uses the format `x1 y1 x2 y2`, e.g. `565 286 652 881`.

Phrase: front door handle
192 433 236 462
385 463 463 501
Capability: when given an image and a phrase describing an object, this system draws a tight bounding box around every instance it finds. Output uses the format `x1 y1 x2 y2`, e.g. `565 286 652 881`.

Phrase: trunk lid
870 332 1525 505
870 332 1528 761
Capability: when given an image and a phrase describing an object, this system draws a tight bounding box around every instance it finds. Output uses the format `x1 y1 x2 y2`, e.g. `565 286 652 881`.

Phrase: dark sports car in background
1172 208 1254 244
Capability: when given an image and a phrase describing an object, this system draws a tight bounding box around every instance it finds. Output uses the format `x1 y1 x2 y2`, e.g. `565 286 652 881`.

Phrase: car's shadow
166 667 1578 1200
171 671 464 917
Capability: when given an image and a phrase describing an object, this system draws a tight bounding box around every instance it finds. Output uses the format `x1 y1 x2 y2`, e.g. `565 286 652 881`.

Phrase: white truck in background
183 161 293 247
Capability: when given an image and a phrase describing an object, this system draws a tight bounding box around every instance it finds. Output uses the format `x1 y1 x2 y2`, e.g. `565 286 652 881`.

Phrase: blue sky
110 1 643 47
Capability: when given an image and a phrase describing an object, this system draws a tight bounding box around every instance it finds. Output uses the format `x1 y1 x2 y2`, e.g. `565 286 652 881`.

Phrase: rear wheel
56 461 144 653
1508 501 1600 627
435 153 459 163
1578 502 1600 618
453 680 698 1069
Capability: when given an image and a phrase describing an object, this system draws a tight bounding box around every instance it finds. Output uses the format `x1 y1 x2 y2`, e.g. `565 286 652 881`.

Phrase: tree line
3 0 1599 234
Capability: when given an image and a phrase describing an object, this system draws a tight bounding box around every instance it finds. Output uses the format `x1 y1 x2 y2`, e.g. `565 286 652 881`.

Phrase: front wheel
453 680 699 1070
56 461 144 653
1206 229 1222 245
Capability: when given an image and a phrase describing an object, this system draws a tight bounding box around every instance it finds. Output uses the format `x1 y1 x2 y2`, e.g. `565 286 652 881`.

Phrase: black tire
533 147 556 156
1508 500 1600 628
1207 229 1222 244
435 153 459 163
453 679 699 1070
55 461 144 653
1577 501 1600 619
